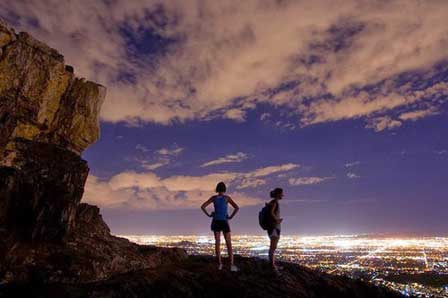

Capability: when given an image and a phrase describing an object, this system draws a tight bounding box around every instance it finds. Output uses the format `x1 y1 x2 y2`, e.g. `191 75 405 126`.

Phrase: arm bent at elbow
201 196 215 217
227 196 240 219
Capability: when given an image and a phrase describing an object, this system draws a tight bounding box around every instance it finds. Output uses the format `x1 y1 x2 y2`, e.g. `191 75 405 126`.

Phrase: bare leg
214 231 222 265
223 232 234 266
269 236 279 269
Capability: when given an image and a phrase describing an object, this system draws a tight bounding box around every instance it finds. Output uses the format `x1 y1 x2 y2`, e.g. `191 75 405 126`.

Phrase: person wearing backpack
259 187 283 273
201 182 240 272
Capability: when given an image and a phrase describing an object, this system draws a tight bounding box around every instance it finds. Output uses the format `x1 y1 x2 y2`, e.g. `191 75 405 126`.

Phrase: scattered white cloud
156 147 184 156
399 107 439 121
83 163 298 210
135 145 184 170
270 120 297 130
135 144 150 152
248 163 299 178
201 152 248 167
236 178 266 189
288 176 334 186
345 161 360 168
435 150 447 155
365 116 402 132
223 109 246 122
285 123 296 130
303 81 448 127
347 172 360 179
141 161 169 170
84 174 261 210
162 172 238 192
260 113 270 121
4 1 448 127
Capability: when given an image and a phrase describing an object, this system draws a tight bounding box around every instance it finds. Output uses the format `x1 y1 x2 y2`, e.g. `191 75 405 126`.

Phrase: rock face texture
0 20 397 298
0 139 89 243
0 18 103 244
0 19 186 286
0 20 104 155
0 256 401 298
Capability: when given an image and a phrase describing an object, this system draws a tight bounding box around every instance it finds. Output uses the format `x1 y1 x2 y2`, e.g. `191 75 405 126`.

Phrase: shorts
211 219 230 233
267 228 281 239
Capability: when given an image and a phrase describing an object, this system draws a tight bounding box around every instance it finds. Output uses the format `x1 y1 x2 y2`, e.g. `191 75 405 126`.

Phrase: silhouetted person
267 187 283 273
201 182 240 271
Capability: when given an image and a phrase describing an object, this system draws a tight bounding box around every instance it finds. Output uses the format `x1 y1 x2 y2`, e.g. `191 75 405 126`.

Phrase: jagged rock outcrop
0 17 103 244
0 139 89 243
0 20 104 154
0 19 187 286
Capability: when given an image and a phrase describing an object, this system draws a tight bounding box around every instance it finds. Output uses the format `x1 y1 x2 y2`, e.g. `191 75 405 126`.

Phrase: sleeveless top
213 195 228 221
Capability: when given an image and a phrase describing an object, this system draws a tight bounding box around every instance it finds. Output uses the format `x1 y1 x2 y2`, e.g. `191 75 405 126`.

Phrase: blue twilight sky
2 1 447 235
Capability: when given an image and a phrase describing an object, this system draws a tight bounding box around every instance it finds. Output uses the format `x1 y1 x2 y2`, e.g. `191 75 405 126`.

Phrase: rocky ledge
0 19 399 298
0 256 400 298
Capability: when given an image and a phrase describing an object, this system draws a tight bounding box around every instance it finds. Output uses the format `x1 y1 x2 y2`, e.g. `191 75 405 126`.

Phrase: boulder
0 139 89 243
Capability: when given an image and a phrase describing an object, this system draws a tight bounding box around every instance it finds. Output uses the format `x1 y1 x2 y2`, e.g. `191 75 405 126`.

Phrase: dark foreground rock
0 206 187 284
0 255 400 298
0 139 89 243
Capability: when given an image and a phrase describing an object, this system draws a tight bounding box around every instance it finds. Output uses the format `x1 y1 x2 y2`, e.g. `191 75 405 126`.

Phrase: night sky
2 1 447 235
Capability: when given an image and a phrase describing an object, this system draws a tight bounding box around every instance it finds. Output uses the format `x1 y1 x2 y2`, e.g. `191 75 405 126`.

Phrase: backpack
258 201 276 230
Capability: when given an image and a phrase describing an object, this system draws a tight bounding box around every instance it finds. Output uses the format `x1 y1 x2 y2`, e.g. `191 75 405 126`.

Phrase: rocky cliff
0 18 104 244
0 19 186 286
0 20 399 298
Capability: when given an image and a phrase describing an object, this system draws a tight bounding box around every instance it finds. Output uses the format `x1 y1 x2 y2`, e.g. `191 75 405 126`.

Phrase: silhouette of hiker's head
216 182 226 193
270 188 283 199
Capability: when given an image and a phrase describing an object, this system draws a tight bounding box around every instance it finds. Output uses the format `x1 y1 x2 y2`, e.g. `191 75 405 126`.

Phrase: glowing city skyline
120 234 448 297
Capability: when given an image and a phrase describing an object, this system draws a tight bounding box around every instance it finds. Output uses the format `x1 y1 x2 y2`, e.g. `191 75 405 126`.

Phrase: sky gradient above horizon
2 0 447 235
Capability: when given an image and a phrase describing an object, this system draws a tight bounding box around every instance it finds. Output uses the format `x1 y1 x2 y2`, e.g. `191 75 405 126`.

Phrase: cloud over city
135 144 184 170
288 176 334 186
83 163 299 210
201 152 248 168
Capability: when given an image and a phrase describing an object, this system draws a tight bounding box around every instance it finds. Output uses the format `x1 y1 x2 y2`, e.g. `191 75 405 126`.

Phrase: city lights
120 234 448 297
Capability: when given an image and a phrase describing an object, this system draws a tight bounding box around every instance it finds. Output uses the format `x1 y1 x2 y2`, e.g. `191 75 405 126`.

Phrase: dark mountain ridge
2 256 399 298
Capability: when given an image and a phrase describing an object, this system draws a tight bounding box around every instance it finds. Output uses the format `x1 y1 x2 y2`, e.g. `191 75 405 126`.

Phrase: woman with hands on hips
201 182 240 272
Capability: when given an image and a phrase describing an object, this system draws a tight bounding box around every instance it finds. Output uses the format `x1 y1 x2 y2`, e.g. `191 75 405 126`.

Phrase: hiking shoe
218 264 223 271
230 265 239 272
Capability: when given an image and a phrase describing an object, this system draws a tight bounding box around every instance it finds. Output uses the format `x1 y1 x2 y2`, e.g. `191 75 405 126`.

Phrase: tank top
213 195 228 221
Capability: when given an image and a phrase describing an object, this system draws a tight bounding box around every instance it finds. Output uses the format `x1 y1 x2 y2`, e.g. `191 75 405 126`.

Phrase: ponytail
270 187 283 198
